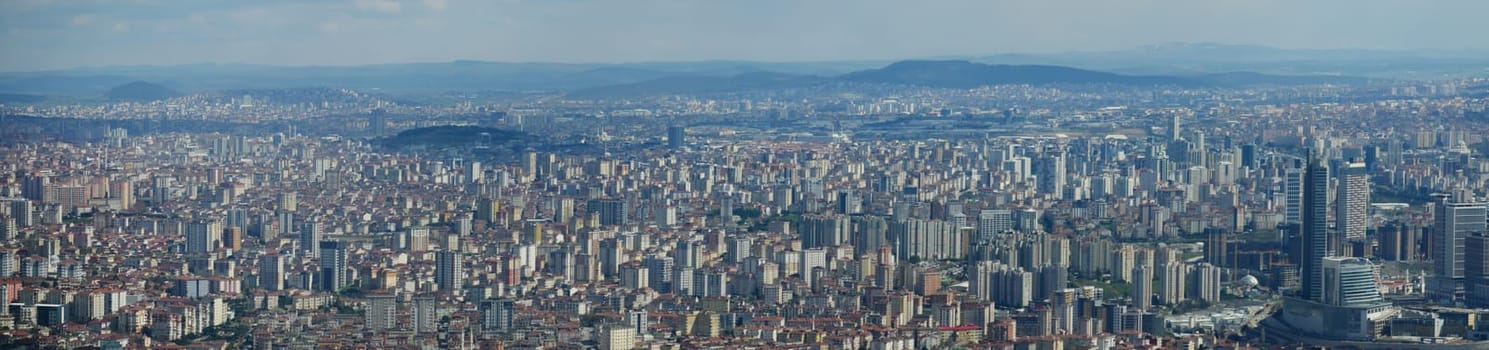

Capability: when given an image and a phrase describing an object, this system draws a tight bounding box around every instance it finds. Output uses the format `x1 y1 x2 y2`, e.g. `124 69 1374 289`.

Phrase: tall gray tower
1298 152 1331 303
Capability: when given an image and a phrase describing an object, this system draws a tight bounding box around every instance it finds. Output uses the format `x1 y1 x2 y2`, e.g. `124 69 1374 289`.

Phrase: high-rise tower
1430 191 1488 303
437 250 464 293
1298 152 1331 303
667 126 686 149
318 240 348 292
1336 161 1370 243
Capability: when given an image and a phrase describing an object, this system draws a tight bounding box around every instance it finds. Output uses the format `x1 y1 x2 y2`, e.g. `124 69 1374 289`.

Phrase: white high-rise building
599 323 637 350
1189 263 1222 303
1283 167 1305 225
1336 161 1370 242
1156 262 1188 305
976 209 1013 243
1322 257 1386 307
408 227 430 252
366 294 398 331
414 296 438 333
1036 154 1067 196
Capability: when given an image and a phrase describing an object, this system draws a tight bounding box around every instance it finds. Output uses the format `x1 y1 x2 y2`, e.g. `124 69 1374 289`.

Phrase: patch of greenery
1073 278 1133 300
1169 299 1213 314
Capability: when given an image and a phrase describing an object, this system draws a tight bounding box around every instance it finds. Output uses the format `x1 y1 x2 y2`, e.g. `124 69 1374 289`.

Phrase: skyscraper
643 256 674 293
366 294 398 331
1336 161 1370 243
1132 265 1154 310
836 190 861 215
110 179 133 211
0 216 15 241
278 192 297 212
318 240 348 292
726 236 752 264
1466 234 1489 307
476 197 500 225
674 240 699 270
719 192 736 229
369 109 387 136
1204 228 1229 267
414 296 437 333
1429 192 1488 303
1298 154 1330 303
481 298 515 333
258 253 285 291
1169 114 1181 142
185 220 222 254
408 227 430 252
556 197 575 223
456 217 472 236
594 199 630 227
225 208 249 233
667 126 685 149
1377 222 1414 261
1189 262 1222 304
300 221 321 257
1036 153 1067 197
7 199 32 228
1283 167 1305 225
976 209 1013 243
436 250 464 293
1156 262 1188 305
800 214 850 249
466 161 483 183
19 172 48 201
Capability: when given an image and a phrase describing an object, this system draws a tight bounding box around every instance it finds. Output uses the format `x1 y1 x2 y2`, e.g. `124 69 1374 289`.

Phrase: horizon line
6 41 1488 75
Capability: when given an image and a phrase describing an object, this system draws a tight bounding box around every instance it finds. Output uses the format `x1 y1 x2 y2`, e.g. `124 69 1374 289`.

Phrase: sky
1 0 1486 72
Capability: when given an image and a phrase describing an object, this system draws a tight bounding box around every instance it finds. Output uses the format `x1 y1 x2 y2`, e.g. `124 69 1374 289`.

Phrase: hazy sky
2 0 1485 72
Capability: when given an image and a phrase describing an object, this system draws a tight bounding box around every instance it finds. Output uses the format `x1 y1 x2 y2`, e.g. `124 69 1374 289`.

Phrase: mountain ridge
561 60 1374 98
106 81 181 101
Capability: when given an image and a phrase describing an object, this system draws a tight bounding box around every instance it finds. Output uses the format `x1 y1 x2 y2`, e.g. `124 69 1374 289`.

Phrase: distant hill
966 42 1489 79
560 60 1378 98
567 72 828 99
379 125 528 148
0 93 45 103
840 60 1195 88
106 81 181 101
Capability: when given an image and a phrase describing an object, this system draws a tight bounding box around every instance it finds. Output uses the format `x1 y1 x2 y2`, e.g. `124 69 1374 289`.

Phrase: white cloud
423 0 447 12
355 0 402 14
112 22 129 32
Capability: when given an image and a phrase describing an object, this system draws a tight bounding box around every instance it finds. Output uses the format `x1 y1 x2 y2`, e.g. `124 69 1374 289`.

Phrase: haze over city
2 1 1488 350
3 0 1489 71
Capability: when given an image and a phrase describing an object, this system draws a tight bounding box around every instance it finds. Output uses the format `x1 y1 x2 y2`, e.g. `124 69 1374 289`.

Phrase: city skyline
1 1 1488 349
